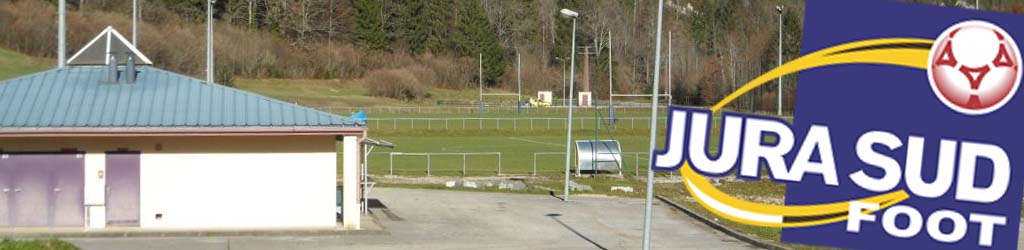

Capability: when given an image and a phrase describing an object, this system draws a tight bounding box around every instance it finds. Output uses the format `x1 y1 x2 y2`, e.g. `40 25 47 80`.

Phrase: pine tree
456 0 505 84
402 1 428 53
353 0 386 50
422 0 454 54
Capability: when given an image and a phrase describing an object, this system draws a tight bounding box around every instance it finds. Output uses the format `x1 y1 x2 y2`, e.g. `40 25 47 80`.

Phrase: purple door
105 152 139 226
11 154 53 227
8 153 84 227
50 153 84 227
0 154 10 227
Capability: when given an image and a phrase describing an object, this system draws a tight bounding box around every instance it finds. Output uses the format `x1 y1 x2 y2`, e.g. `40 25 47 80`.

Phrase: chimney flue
108 54 119 84
126 53 137 84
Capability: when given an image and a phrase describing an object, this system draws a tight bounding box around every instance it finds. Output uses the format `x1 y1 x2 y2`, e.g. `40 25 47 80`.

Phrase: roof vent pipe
108 54 119 84
126 53 136 84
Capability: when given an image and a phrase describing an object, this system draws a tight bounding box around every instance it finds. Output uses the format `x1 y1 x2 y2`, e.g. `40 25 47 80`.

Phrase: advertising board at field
651 0 1024 248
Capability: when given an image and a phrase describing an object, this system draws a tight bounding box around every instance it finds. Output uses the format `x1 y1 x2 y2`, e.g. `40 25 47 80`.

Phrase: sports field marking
506 137 563 147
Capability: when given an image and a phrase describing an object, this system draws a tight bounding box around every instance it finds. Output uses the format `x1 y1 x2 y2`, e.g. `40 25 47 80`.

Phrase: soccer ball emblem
928 20 1021 115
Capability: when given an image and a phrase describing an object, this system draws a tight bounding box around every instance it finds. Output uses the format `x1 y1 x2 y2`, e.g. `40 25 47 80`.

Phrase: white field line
507 137 563 147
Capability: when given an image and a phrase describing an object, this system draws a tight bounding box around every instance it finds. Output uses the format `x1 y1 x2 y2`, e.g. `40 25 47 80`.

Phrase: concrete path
68 188 757 250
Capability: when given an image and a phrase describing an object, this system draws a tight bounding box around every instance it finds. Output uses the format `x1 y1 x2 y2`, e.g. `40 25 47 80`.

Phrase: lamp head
560 9 579 18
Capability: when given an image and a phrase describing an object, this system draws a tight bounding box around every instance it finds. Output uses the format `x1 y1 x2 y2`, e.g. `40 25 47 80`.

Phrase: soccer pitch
360 108 668 178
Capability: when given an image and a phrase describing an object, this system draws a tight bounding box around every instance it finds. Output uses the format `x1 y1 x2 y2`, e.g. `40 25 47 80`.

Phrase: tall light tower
479 53 484 112
776 5 784 116
207 0 215 84
517 51 522 114
132 0 138 45
560 8 579 202
57 0 66 68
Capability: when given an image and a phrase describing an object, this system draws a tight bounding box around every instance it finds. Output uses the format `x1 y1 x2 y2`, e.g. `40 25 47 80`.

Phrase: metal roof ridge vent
108 52 119 84
126 52 137 84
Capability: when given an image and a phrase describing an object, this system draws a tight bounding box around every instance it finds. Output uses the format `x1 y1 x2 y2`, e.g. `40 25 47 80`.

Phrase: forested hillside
3 0 1023 109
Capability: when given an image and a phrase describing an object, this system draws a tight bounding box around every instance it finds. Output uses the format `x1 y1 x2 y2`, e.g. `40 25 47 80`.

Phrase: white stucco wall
0 135 340 229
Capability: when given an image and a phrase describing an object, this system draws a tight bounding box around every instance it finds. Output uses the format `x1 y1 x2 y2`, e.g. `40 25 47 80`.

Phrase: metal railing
531 151 664 178
318 105 669 115
366 117 668 130
387 152 501 176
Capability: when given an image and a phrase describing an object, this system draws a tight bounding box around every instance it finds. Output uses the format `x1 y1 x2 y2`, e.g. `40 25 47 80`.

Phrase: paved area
67 188 757 250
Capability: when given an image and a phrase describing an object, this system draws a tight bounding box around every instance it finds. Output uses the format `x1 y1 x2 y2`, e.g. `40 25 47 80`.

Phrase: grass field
0 48 51 80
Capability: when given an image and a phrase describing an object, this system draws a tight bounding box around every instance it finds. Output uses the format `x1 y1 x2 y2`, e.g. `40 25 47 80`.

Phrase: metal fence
386 152 501 176
318 105 669 115
370 151 682 179
531 151 672 178
366 117 669 130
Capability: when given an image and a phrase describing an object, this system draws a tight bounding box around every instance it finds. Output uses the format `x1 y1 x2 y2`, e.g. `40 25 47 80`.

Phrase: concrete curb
655 195 791 250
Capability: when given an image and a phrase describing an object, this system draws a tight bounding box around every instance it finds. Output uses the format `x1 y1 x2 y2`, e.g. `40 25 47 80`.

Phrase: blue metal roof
0 66 363 128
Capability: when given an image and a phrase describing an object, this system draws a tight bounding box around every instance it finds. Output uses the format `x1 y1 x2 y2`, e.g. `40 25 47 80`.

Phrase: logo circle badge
927 20 1021 115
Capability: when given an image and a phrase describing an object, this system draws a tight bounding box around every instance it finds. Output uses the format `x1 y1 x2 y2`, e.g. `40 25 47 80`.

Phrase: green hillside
0 48 51 80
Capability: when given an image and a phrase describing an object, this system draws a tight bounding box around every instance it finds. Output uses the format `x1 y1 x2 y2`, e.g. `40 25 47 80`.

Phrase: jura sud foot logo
928 20 1021 115
653 1 1024 249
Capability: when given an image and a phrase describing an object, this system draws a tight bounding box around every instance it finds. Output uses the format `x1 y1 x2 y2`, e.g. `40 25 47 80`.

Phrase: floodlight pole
777 5 784 116
668 31 672 106
608 31 614 120
57 0 66 68
206 0 214 84
556 57 566 106
562 10 578 202
642 0 666 249
132 0 138 45
479 53 484 113
518 51 522 114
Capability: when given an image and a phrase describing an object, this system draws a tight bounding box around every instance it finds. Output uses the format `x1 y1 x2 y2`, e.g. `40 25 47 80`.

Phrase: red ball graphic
928 20 1021 115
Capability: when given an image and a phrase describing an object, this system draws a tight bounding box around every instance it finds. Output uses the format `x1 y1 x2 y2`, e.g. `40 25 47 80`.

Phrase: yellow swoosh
679 38 931 228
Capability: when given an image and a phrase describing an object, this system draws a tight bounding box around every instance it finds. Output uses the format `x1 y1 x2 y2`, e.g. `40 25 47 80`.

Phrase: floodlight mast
560 8 578 202
132 0 138 45
518 51 522 114
608 31 614 120
57 0 66 68
555 57 566 106
776 5 784 116
479 53 483 112
206 0 215 84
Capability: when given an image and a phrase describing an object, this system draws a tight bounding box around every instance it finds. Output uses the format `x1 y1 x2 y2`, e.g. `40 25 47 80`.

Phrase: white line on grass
507 137 563 147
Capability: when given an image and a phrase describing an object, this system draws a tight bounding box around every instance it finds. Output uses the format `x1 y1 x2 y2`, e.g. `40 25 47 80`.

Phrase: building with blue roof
0 27 367 230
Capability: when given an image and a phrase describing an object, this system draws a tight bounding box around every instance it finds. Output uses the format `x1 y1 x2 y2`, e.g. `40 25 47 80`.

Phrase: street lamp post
642 0 667 248
560 8 579 202
776 5 784 116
